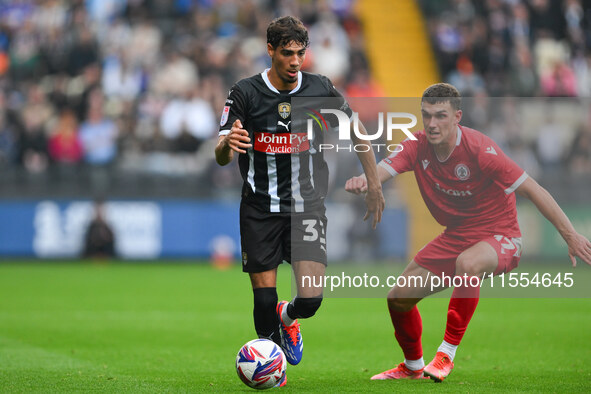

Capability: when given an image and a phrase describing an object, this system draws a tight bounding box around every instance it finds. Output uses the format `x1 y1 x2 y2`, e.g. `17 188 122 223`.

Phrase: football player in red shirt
346 83 591 382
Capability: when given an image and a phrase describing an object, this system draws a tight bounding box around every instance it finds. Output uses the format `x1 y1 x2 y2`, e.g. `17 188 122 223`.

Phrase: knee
292 297 323 319
387 288 416 312
455 254 480 277
253 287 278 310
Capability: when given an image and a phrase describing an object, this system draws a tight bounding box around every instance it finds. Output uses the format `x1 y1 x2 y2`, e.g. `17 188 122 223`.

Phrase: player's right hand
225 119 251 154
364 186 385 229
566 231 591 267
345 175 368 195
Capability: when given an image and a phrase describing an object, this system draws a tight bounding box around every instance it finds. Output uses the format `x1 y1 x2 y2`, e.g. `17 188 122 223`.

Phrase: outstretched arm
345 165 393 193
516 177 591 266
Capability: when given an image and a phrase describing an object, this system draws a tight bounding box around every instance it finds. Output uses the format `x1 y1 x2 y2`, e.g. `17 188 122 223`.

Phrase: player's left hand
566 232 591 267
345 176 368 194
363 186 385 230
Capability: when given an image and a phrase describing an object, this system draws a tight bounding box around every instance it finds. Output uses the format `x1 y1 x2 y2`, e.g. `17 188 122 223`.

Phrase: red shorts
414 232 522 277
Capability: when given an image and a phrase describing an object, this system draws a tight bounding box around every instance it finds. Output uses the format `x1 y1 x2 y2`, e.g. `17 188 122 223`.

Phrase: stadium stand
0 0 375 198
0 0 588 203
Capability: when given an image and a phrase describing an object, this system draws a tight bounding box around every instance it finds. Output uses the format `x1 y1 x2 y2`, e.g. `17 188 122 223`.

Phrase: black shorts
239 202 328 273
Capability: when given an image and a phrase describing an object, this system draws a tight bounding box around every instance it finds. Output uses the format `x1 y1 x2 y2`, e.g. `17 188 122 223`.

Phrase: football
235 339 287 389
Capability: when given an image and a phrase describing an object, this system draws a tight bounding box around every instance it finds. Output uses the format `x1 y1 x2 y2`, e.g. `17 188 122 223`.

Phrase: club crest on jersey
278 102 291 119
220 106 230 126
455 163 470 181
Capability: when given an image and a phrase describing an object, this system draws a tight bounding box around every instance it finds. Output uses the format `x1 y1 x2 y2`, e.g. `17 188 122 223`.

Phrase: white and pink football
235 339 286 389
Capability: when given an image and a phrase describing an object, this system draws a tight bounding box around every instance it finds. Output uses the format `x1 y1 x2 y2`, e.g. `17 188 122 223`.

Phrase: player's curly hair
267 16 309 49
422 83 461 110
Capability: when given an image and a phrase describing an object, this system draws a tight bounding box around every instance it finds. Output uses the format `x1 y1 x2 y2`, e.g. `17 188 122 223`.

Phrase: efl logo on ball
235 339 286 389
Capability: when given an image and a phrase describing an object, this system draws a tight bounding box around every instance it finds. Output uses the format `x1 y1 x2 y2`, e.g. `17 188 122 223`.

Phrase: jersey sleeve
478 140 528 194
218 84 247 136
321 76 353 121
377 135 419 177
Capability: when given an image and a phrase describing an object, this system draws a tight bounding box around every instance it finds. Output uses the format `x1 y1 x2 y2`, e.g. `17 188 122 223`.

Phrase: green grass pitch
0 262 590 392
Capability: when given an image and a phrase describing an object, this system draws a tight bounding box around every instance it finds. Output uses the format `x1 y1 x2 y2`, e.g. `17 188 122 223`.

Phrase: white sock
437 340 458 361
404 357 425 371
281 302 295 326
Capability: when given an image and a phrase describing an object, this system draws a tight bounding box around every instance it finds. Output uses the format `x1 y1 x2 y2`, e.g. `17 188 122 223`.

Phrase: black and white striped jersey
219 69 351 213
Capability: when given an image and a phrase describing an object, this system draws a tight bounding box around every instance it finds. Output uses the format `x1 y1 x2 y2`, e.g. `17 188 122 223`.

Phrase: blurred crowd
0 0 375 190
421 0 591 176
421 0 591 97
0 0 589 196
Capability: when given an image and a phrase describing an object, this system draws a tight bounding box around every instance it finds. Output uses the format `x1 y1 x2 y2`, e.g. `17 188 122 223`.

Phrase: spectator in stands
431 15 463 78
508 42 538 96
346 69 386 99
528 0 566 41
564 0 585 47
508 2 531 46
421 0 589 98
47 74 72 113
17 111 49 174
48 108 83 165
159 85 216 153
79 88 118 166
567 123 591 175
540 59 578 96
508 138 542 180
310 12 351 85
572 50 591 96
101 51 144 102
536 109 571 174
0 49 8 77
39 26 71 76
72 63 102 122
126 15 162 68
1 0 587 196
8 19 42 81
17 85 54 173
0 106 18 167
152 50 198 96
67 26 100 77
446 55 485 96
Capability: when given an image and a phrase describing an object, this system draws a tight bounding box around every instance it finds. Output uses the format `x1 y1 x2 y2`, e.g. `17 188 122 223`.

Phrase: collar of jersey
261 68 302 94
435 126 463 163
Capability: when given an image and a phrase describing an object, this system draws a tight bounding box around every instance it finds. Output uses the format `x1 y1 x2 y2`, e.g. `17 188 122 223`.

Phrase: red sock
388 304 423 360
444 284 480 345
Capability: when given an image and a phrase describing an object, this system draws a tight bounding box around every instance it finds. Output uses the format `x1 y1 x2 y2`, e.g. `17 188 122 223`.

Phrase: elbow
216 155 230 166
214 145 232 166
516 188 529 199
516 183 534 200
214 152 223 166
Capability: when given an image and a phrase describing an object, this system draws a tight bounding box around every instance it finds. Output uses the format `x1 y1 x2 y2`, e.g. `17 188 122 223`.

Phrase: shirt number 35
302 219 326 248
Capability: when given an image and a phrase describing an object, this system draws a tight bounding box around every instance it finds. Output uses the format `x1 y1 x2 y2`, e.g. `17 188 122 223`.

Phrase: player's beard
282 69 298 84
